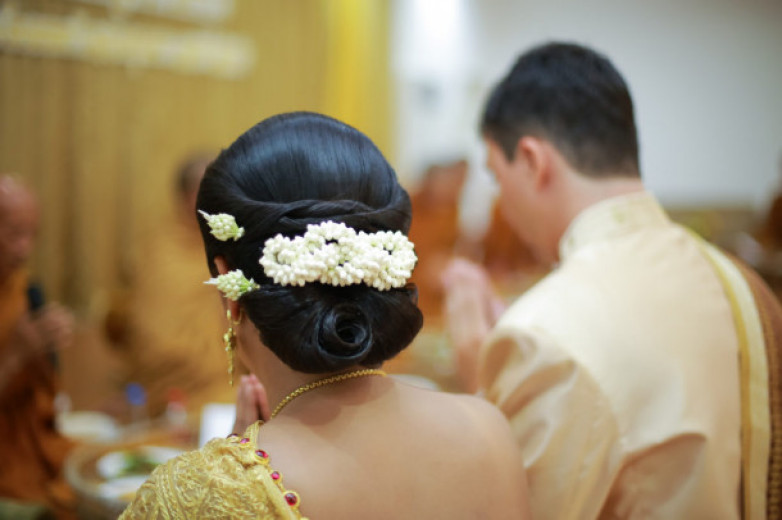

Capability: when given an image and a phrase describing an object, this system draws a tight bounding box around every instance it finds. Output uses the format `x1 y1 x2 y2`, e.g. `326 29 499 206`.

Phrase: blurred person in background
407 159 468 326
0 175 76 519
756 155 782 253
107 152 235 420
443 42 782 519
731 155 782 299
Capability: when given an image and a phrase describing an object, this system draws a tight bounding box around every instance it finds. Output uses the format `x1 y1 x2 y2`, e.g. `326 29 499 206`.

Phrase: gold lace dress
119 422 308 519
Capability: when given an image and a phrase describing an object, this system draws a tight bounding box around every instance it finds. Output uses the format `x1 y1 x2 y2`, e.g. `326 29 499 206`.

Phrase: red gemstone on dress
239 438 250 444
271 471 281 480
285 492 298 506
255 449 269 459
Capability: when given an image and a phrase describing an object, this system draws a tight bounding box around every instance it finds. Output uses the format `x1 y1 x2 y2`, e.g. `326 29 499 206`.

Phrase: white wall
393 0 782 232
392 0 492 236
392 0 477 175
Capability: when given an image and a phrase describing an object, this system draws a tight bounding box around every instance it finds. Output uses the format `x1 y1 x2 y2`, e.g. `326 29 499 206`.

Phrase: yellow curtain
0 0 393 407
0 0 393 318
321 0 394 158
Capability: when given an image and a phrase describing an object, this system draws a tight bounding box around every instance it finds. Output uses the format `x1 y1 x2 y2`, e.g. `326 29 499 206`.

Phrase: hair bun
316 303 372 367
198 112 423 374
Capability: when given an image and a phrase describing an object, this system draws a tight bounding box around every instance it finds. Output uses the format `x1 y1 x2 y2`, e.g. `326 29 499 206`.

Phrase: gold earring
223 309 241 386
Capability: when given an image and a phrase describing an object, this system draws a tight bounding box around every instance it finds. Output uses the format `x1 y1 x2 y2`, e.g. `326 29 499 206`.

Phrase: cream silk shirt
481 192 742 519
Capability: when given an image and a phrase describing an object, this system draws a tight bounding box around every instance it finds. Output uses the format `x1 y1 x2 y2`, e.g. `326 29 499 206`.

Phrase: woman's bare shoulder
396 387 531 517
404 386 511 431
391 385 516 461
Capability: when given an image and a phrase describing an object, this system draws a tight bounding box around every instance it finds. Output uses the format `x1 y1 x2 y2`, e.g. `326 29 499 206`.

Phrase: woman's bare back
254 377 530 519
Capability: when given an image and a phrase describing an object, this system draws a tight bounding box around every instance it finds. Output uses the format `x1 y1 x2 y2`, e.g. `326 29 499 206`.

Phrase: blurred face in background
0 180 39 282
176 156 211 228
485 137 554 265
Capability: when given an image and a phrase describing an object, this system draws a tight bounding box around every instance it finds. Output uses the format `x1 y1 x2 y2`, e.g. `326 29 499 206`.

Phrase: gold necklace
270 368 386 419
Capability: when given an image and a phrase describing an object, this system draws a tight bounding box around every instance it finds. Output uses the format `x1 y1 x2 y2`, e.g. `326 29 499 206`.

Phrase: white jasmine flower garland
204 270 260 301
199 210 417 298
260 221 416 291
199 210 245 241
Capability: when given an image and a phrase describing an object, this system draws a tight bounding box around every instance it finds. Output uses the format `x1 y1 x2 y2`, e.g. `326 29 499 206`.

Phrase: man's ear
515 136 552 192
213 256 240 319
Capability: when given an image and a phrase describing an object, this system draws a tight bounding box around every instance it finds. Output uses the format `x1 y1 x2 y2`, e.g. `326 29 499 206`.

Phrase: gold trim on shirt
696 237 770 519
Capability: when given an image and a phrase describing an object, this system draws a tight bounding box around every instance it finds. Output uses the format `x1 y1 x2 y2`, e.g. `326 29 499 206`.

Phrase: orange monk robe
118 219 235 418
383 165 465 377
407 164 467 327
0 268 75 518
758 194 782 251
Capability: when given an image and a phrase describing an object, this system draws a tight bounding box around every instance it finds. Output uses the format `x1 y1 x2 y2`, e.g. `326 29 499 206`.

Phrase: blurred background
2 0 782 409
1 0 782 514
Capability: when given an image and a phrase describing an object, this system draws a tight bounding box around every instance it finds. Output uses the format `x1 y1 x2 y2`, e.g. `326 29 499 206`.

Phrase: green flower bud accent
204 269 260 301
198 210 245 241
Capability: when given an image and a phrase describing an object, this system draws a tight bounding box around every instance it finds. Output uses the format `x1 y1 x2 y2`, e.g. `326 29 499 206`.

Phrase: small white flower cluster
260 221 416 291
198 210 245 241
204 270 260 301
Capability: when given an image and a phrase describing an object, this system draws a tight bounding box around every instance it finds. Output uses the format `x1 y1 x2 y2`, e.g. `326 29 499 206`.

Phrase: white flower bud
198 210 245 241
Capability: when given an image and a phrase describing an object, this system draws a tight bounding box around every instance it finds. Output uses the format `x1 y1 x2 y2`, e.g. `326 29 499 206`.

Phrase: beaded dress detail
119 421 307 519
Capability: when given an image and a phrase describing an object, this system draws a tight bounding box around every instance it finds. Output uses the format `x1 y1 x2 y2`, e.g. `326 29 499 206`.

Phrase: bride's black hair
196 112 423 373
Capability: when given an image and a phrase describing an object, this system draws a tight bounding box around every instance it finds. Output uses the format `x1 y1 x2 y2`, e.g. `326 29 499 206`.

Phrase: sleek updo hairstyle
197 112 423 373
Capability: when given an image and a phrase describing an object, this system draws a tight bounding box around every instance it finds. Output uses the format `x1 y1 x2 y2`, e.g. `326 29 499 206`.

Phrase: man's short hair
481 42 640 178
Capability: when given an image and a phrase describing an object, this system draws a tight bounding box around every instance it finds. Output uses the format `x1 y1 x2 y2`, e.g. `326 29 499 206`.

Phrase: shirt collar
558 191 669 262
